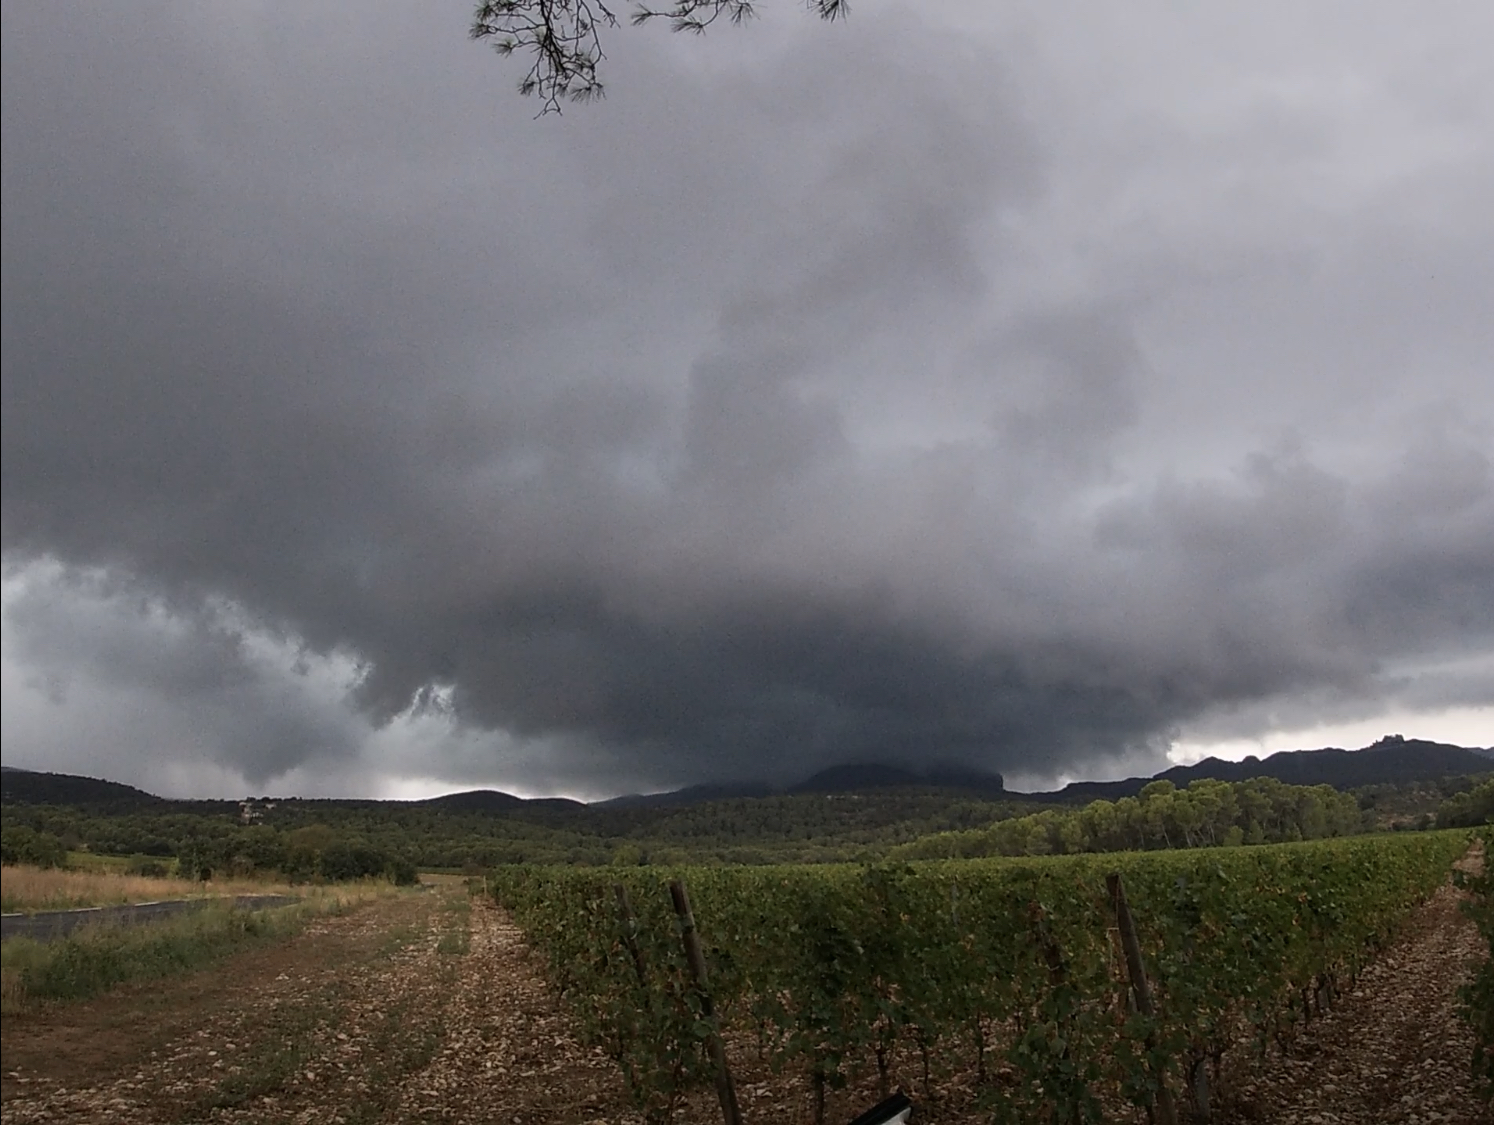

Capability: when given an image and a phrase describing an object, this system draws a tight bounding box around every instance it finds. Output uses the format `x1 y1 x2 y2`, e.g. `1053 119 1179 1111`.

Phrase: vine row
491 831 1469 1122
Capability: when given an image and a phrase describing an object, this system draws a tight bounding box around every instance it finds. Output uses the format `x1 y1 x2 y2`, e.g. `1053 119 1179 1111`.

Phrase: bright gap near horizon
3 566 1487 802
159 702 1494 801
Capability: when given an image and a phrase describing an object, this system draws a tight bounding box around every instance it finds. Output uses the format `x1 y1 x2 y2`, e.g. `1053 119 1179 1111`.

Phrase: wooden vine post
612 882 650 986
1106 873 1180 1125
669 878 744 1125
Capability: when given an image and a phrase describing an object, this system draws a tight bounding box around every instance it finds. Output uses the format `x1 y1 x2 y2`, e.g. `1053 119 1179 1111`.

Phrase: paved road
1 895 300 942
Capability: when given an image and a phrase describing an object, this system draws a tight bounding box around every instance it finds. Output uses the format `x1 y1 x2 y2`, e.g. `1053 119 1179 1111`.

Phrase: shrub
318 842 387 882
385 856 420 886
1439 780 1494 829
0 826 68 868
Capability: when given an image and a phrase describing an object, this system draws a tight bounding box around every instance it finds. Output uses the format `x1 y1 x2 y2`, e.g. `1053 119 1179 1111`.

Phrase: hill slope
3 736 1485 815
0 768 165 808
1048 736 1490 802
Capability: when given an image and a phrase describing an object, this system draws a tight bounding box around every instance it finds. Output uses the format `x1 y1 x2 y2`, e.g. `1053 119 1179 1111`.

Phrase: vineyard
491 831 1474 1123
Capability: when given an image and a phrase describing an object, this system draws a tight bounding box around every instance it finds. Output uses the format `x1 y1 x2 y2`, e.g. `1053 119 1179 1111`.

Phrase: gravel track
1216 873 1487 1125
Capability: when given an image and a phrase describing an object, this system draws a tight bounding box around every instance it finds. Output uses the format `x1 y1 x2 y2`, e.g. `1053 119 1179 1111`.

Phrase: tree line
892 776 1394 860
3 773 1486 877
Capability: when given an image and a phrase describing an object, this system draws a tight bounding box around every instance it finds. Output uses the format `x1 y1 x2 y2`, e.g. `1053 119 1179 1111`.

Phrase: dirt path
1217 875 1488 1125
1 887 637 1125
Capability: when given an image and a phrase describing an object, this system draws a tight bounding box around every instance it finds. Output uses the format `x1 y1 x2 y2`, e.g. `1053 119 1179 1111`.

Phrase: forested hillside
1 773 1050 871
3 757 1488 876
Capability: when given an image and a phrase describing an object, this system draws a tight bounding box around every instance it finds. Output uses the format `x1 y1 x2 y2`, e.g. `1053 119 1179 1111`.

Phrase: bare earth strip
1 888 638 1125
1218 879 1487 1125
384 903 636 1124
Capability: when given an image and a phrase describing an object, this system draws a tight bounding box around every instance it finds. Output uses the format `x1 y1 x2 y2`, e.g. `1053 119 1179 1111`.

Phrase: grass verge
0 883 395 1013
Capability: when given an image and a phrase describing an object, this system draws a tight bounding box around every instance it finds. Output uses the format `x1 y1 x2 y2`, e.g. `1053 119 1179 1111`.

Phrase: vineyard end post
668 878 744 1125
612 882 651 986
1107 872 1180 1125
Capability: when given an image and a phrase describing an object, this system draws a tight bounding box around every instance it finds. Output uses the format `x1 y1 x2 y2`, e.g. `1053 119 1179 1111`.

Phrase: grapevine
492 831 1470 1120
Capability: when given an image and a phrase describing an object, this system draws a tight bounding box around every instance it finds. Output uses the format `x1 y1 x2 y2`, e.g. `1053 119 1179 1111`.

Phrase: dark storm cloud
3 1 1491 794
2 568 363 787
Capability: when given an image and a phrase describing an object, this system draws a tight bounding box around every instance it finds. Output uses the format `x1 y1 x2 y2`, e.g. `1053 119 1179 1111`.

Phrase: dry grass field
0 864 301 914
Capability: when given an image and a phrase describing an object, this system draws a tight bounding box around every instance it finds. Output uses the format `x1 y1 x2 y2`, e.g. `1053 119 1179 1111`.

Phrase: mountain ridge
3 735 1487 812
1036 736 1490 802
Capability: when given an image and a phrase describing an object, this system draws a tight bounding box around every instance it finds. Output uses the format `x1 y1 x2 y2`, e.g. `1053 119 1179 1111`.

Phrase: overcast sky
2 1 1490 800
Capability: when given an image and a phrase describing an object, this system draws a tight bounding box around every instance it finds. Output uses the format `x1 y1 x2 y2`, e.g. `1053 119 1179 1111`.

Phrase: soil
2 869 1488 1125
1213 856 1489 1125
1 886 636 1125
